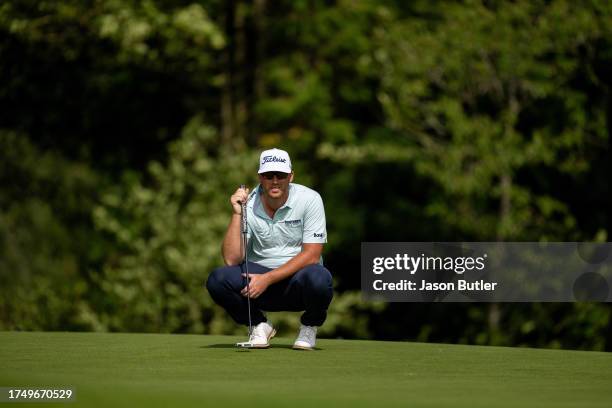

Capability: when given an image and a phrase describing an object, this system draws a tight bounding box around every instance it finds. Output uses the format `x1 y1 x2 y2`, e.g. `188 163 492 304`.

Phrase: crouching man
206 148 333 350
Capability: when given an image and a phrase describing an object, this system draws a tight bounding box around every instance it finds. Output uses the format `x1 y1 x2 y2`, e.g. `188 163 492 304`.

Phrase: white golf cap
258 148 292 174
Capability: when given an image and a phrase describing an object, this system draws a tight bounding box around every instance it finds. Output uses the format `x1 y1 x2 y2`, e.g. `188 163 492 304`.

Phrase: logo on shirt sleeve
313 232 325 238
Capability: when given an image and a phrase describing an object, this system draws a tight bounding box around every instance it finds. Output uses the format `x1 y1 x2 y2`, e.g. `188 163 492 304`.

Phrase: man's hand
230 187 249 215
241 273 271 299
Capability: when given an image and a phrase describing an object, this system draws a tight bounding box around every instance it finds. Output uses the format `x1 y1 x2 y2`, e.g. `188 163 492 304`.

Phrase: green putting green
1 331 611 407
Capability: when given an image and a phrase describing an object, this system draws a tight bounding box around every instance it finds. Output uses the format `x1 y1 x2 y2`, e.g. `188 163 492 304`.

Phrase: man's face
258 171 294 199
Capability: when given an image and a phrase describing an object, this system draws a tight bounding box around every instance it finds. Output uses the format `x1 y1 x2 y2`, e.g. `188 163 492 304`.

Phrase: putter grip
240 184 248 234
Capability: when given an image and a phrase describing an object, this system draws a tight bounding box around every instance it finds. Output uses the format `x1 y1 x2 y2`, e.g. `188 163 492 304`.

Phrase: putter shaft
239 185 252 338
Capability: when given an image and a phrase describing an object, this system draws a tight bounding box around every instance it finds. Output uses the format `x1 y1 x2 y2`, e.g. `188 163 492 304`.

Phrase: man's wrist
264 271 277 285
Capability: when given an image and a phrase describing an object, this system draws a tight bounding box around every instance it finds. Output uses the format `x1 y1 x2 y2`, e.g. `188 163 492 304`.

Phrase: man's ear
289 172 294 183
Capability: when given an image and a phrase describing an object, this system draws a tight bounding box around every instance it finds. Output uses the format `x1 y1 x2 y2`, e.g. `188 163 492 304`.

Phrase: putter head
235 341 255 348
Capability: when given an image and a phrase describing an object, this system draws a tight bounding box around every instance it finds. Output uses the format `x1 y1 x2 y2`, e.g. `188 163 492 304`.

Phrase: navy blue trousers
206 262 333 327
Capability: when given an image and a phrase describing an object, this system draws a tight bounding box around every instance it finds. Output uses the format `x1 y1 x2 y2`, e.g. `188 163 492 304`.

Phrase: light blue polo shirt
245 183 327 269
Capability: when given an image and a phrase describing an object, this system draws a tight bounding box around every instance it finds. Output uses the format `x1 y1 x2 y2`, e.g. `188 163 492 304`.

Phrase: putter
236 185 254 348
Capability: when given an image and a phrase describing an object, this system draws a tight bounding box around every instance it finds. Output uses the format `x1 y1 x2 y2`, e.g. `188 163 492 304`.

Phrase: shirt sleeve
302 193 327 244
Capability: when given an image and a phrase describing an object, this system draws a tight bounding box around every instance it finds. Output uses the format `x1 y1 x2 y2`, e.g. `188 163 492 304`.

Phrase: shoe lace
249 324 265 341
300 326 315 343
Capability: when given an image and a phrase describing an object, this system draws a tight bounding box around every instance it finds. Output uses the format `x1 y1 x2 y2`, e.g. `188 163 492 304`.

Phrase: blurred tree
0 0 228 331
0 0 610 349
0 0 225 171
373 0 609 241
317 0 611 349
0 130 103 330
92 119 256 333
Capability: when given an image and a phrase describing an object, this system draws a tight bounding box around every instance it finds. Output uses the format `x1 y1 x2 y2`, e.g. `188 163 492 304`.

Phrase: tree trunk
249 0 266 147
489 82 519 342
221 0 236 148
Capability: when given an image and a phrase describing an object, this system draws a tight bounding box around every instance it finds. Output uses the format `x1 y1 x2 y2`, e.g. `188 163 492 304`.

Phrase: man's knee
298 264 333 296
206 266 235 296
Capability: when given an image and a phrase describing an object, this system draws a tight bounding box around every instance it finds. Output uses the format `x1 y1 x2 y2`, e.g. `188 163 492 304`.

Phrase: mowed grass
1 332 611 408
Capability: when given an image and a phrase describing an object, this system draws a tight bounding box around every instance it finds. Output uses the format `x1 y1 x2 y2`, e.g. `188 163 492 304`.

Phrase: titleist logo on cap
262 155 287 164
258 148 292 173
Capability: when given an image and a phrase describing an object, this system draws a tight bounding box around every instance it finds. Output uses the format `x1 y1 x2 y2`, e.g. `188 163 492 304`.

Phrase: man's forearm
222 213 244 265
265 248 321 285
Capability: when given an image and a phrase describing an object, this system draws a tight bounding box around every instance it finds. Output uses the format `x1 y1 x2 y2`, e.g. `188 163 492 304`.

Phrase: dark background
1 0 610 350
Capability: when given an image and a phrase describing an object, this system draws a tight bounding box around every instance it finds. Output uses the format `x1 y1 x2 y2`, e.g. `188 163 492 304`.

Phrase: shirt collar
283 183 295 209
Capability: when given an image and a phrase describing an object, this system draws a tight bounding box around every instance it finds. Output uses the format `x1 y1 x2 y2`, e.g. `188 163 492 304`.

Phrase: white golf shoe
247 321 276 348
293 324 317 350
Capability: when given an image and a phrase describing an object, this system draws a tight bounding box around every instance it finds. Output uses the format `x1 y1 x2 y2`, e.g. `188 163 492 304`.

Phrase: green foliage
0 0 610 350
0 130 102 330
370 0 610 241
93 119 257 333
91 119 384 337
0 0 226 171
96 0 225 65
